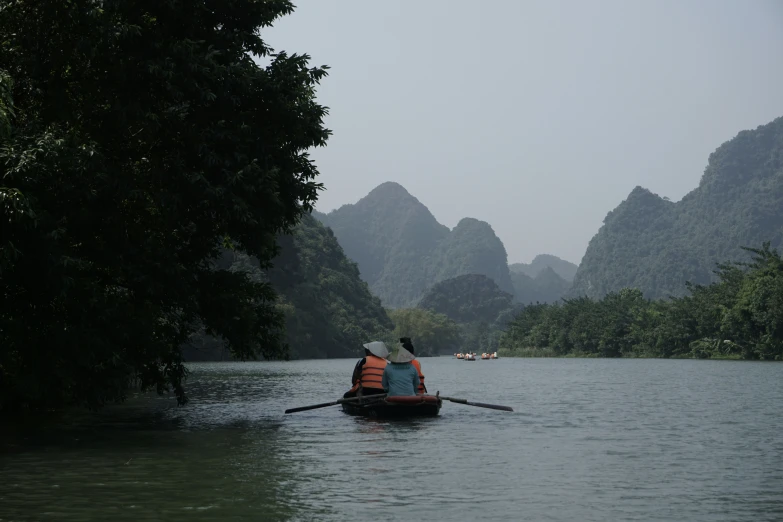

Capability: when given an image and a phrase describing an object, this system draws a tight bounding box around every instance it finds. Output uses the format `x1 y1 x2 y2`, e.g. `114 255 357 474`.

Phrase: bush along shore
498 244 783 361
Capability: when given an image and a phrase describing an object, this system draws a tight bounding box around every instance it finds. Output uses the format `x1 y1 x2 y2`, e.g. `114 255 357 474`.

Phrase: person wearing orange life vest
400 337 426 394
343 341 389 399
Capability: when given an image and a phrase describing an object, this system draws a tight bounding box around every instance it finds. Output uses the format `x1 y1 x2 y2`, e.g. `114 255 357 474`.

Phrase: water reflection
0 397 310 521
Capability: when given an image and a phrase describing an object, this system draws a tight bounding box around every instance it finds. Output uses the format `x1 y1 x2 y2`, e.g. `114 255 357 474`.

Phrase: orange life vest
411 359 425 394
350 355 388 392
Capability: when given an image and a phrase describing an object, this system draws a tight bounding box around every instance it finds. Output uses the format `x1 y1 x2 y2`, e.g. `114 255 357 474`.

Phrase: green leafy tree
720 244 783 359
0 0 329 411
387 308 461 356
417 273 521 353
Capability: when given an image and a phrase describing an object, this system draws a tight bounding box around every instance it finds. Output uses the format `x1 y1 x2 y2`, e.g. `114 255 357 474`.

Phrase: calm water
1 358 783 521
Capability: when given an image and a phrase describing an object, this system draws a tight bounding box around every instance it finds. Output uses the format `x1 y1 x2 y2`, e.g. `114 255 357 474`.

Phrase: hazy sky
264 0 783 265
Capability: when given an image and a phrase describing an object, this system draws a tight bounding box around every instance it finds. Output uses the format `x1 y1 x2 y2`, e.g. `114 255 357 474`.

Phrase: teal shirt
381 362 420 397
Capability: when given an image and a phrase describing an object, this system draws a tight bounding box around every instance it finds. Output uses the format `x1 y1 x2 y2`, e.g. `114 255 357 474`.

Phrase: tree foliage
185 214 394 360
386 308 461 357
417 274 521 354
0 0 329 411
418 274 516 324
500 244 783 360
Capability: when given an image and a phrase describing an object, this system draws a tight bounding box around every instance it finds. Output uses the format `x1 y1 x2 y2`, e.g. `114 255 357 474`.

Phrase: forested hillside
185 214 394 360
316 183 513 306
571 115 783 299
417 274 521 354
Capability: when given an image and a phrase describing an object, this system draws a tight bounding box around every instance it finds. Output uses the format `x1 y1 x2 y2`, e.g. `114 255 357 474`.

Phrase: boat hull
341 395 442 418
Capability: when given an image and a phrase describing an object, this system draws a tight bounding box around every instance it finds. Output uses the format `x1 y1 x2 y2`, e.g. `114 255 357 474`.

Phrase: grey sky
265 0 783 265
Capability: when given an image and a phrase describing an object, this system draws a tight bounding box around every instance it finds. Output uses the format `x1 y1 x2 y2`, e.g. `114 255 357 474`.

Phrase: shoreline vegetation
497 244 783 361
497 348 745 360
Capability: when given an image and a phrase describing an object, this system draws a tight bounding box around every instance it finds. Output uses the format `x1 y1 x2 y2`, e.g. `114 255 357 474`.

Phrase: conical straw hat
388 344 415 363
363 341 389 359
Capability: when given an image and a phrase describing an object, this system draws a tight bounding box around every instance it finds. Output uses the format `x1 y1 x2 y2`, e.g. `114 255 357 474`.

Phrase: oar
437 394 513 412
285 394 387 414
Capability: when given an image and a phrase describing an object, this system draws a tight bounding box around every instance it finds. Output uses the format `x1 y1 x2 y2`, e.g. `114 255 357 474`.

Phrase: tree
0 1 330 411
387 308 461 356
721 244 783 359
498 243 783 361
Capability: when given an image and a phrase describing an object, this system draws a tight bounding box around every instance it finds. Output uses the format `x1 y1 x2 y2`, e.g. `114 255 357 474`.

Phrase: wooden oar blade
285 401 337 414
285 393 388 414
467 401 513 412
440 396 513 412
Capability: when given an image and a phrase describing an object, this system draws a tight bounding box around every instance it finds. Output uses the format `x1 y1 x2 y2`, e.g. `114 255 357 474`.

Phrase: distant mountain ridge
570 115 783 299
315 182 514 307
510 254 578 281
511 266 572 304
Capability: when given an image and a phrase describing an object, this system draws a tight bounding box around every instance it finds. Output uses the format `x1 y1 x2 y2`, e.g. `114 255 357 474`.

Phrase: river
1 358 782 521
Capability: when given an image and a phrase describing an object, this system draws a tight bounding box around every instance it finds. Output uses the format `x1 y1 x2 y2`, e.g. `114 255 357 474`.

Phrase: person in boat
344 341 389 399
400 337 426 394
382 343 420 397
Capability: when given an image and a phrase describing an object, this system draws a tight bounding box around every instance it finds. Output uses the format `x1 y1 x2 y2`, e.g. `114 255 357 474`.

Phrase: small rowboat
341 395 442 418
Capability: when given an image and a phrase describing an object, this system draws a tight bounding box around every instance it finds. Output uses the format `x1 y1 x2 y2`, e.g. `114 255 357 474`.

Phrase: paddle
437 395 513 412
285 393 388 414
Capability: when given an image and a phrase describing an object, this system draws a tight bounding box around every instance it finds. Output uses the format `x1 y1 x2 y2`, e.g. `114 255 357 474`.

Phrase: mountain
426 218 515 295
418 274 517 324
417 274 521 354
184 213 394 360
511 266 572 304
570 115 783 299
316 182 513 307
510 254 578 281
317 182 449 308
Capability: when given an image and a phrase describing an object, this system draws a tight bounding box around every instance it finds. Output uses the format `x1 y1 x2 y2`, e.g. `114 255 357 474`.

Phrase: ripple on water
1 358 783 522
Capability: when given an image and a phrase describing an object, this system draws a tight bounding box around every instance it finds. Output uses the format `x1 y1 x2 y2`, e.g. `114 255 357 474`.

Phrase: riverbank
497 348 747 360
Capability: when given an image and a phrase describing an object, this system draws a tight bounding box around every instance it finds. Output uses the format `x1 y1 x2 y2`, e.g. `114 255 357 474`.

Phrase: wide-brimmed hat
362 341 389 359
388 344 415 364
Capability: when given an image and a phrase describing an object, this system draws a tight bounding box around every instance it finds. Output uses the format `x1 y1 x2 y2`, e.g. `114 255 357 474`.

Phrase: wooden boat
341 395 442 418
